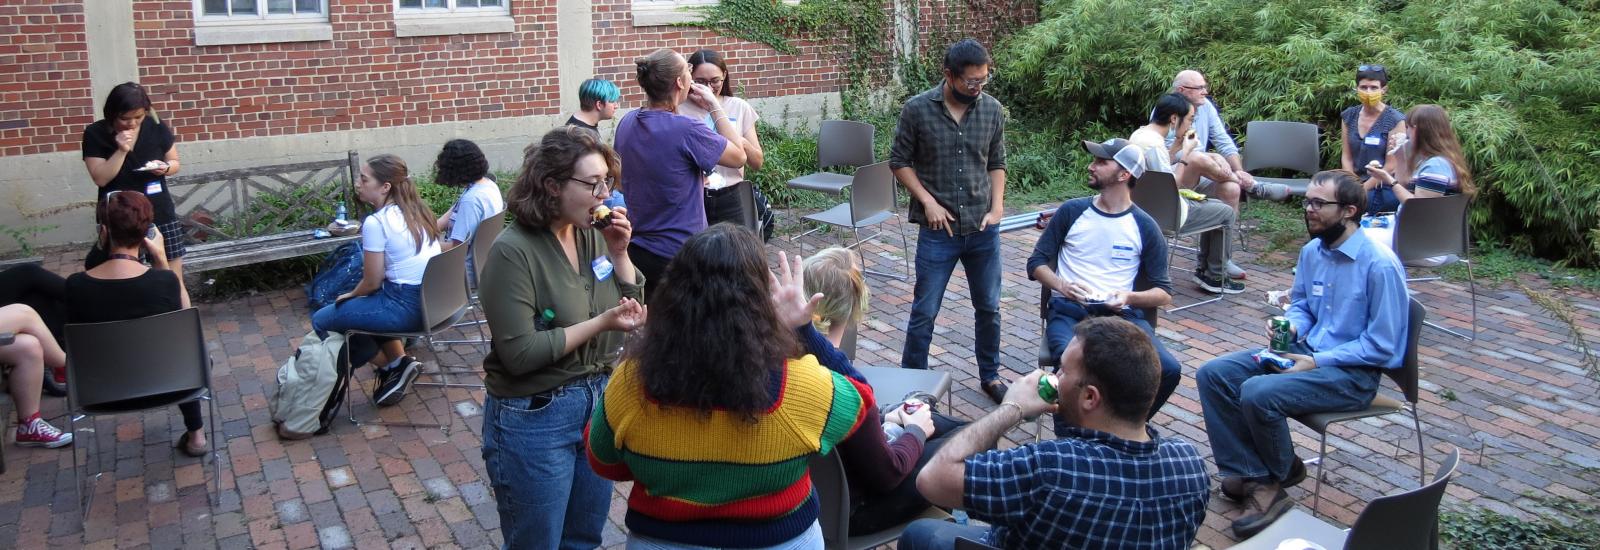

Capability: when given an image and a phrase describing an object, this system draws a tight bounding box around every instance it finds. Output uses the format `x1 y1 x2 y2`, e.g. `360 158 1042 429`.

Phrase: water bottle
336 201 347 223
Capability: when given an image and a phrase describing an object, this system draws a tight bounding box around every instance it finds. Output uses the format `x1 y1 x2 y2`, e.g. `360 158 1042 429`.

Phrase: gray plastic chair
787 120 876 194
1392 194 1475 341
1242 121 1320 196
344 243 472 428
1130 171 1227 312
795 161 911 280
63 308 220 513
433 211 506 351
1230 447 1460 550
840 320 952 408
1293 298 1428 512
809 451 952 550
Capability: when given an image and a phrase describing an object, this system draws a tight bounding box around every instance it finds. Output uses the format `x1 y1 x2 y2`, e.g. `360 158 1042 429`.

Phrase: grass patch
1441 498 1600 550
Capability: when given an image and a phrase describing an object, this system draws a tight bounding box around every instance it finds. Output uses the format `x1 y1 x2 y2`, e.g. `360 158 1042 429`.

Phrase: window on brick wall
192 0 333 46
393 0 515 37
632 0 796 27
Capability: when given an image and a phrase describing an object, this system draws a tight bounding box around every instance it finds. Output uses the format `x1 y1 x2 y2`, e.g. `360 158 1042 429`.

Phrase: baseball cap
1081 138 1146 180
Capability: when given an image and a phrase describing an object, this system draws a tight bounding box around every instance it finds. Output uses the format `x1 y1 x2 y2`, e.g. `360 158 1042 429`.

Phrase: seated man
1025 138 1182 418
903 317 1210 549
1131 92 1246 292
1166 70 1291 214
1197 169 1409 539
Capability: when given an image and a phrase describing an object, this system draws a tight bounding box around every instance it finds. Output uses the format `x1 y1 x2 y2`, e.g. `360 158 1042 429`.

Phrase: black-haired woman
81 82 187 280
678 49 766 230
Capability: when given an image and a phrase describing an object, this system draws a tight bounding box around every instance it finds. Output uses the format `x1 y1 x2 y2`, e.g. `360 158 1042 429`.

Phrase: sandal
175 431 208 458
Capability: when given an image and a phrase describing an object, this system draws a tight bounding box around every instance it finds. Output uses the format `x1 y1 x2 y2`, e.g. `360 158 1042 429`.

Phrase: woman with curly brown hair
478 126 644 549
431 139 504 283
587 224 868 549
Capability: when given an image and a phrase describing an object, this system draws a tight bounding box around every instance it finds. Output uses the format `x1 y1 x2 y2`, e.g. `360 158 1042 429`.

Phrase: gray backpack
270 330 349 438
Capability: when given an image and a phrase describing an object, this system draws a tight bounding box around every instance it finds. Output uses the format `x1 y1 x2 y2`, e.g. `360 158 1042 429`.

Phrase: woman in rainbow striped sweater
586 224 871 549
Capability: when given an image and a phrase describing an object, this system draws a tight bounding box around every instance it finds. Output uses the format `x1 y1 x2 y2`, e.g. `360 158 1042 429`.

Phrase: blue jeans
482 374 613 550
1044 297 1181 420
898 519 992 550
627 521 823 550
310 281 424 367
1196 345 1382 482
901 226 1002 380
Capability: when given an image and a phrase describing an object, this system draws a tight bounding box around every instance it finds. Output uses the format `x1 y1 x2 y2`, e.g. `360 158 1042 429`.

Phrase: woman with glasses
81 82 190 284
1339 64 1408 215
1361 104 1475 265
477 127 645 549
678 49 767 230
616 48 747 299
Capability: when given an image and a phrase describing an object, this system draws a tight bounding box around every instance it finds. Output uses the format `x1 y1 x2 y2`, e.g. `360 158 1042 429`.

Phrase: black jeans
627 243 673 303
0 263 67 345
848 412 968 535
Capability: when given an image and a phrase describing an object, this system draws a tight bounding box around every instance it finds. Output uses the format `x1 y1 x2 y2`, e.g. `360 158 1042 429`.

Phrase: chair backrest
1129 171 1183 235
1242 121 1320 175
1392 194 1469 262
420 244 472 330
1343 447 1461 550
64 308 208 412
818 120 876 169
848 161 896 225
733 180 761 232
469 211 506 287
808 452 852 550
840 320 859 362
1385 298 1426 404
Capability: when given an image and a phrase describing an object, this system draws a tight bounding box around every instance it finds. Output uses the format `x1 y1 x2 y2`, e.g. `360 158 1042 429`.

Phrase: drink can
1038 374 1059 402
1269 316 1293 353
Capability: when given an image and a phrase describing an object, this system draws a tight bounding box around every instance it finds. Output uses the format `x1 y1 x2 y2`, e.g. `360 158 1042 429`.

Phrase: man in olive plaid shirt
905 317 1210 549
891 38 1010 403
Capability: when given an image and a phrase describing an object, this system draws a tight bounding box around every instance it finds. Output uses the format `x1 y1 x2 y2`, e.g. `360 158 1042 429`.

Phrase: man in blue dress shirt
1197 169 1410 539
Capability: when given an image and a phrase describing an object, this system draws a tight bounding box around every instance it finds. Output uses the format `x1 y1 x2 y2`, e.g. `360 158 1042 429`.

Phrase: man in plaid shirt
904 317 1210 549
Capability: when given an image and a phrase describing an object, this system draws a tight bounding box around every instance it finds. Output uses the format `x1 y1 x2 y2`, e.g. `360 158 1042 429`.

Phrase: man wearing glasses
891 38 1010 403
1168 71 1292 249
1196 170 1409 540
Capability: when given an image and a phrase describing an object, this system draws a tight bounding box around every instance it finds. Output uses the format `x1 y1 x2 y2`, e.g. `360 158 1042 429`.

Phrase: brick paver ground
3 208 1598 549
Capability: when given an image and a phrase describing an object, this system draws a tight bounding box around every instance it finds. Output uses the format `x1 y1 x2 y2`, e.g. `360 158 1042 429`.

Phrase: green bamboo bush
995 0 1600 265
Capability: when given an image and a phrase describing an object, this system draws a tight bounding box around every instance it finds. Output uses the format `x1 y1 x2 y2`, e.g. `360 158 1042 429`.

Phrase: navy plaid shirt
963 426 1210 549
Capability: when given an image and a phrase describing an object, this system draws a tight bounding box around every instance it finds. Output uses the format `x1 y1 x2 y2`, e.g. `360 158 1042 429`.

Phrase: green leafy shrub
996 0 1600 266
1441 499 1600 549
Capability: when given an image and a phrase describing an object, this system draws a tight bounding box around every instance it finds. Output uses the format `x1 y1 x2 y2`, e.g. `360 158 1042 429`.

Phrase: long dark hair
506 126 620 229
103 82 153 122
432 139 490 188
630 224 799 420
366 154 440 253
687 49 733 97
1405 104 1474 197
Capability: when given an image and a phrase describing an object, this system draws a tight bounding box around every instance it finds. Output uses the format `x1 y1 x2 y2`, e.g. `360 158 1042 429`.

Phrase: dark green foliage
997 0 1600 266
1441 499 1600 549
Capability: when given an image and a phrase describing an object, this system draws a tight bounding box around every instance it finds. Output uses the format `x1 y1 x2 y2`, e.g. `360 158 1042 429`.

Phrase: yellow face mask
1357 89 1385 108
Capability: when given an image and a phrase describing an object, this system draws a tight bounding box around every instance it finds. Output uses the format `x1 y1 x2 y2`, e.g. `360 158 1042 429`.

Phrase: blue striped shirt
963 426 1209 549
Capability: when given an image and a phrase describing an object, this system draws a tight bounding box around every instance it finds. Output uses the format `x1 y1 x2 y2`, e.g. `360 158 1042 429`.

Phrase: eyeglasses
693 77 725 88
952 72 994 89
1181 84 1209 92
1303 198 1347 210
1357 64 1386 73
568 176 615 198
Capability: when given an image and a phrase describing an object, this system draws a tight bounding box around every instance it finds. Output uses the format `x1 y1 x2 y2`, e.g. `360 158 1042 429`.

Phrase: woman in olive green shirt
477 126 645 549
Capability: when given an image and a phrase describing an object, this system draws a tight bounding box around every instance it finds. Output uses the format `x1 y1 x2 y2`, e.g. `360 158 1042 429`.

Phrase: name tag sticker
592 256 614 282
1110 243 1136 263
1363 136 1382 146
1311 281 1325 297
145 180 163 195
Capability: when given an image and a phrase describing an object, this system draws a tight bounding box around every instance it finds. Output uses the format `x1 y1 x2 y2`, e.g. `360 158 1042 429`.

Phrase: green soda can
1269 316 1293 353
1038 374 1060 402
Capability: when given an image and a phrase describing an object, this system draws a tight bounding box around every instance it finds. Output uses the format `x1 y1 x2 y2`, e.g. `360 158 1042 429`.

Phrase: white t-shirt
361 204 442 285
1129 126 1188 225
677 95 759 187
1056 204 1145 298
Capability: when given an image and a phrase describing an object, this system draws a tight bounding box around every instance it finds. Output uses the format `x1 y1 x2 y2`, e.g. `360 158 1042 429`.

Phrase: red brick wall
0 0 1028 158
0 1 94 156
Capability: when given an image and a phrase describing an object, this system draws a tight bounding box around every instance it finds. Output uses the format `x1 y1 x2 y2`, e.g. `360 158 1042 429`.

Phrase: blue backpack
305 242 364 312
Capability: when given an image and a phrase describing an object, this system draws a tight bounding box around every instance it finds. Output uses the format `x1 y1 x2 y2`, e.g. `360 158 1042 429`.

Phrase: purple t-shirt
614 109 727 259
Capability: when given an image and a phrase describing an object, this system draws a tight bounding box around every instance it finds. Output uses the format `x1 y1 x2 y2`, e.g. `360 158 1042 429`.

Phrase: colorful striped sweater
585 354 870 548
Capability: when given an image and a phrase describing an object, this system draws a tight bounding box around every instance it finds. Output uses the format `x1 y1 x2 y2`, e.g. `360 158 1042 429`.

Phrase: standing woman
677 49 766 228
81 82 188 283
309 155 441 407
478 127 645 549
614 48 747 299
1338 64 1408 215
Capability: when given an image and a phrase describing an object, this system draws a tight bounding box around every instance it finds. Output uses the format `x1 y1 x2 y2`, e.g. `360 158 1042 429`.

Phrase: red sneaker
15 416 73 448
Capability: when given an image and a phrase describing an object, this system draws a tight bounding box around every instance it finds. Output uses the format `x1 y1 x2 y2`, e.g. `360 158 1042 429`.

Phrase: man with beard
900 317 1210 549
1022 138 1182 419
1196 169 1409 539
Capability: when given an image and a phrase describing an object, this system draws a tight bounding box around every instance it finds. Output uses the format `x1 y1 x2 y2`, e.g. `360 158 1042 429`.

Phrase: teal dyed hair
578 78 620 111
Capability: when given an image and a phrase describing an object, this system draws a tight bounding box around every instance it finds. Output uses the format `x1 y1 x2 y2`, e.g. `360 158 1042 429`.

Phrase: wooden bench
168 152 362 273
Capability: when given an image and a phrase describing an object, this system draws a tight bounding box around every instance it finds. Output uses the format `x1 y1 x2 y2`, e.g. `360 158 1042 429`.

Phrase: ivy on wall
688 0 891 116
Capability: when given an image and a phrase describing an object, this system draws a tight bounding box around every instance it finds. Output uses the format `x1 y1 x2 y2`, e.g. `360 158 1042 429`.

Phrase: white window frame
632 0 798 27
192 0 333 46
394 0 516 37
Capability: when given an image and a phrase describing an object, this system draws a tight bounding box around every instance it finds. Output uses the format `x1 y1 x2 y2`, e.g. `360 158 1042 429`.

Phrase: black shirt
64 269 183 324
566 115 599 133
82 117 179 223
